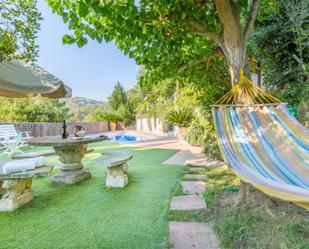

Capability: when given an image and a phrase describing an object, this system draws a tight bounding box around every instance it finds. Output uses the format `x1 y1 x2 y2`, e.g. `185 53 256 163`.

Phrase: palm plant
166 108 194 128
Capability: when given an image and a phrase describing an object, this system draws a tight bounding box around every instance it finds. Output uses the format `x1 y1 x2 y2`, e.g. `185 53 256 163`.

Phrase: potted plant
166 108 194 138
102 113 121 131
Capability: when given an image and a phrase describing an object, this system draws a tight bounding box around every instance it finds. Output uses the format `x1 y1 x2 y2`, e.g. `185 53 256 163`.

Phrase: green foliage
296 100 309 127
108 82 127 111
215 206 265 249
138 78 176 118
0 0 42 61
116 103 134 126
250 0 309 106
184 124 205 147
203 132 223 160
0 97 70 122
84 109 120 123
107 82 136 126
46 0 266 88
166 108 194 128
47 0 218 75
64 97 110 122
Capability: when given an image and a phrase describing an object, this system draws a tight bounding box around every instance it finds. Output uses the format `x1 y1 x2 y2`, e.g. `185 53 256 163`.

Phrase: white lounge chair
0 125 32 156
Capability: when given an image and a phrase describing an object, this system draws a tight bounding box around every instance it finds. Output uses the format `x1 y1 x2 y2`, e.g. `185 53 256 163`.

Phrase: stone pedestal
0 179 33 212
106 163 128 188
53 169 91 185
53 144 91 185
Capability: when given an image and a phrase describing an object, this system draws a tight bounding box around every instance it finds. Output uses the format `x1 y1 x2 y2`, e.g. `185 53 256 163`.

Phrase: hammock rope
212 68 309 210
214 69 282 106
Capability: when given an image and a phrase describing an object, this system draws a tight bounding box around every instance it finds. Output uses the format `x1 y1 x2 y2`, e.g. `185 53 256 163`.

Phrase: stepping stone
169 222 221 249
186 156 225 168
170 195 207 211
188 167 206 172
184 174 207 181
181 181 206 195
163 150 196 166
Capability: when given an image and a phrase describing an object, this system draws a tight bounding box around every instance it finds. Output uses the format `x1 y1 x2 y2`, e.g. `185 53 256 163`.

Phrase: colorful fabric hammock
212 70 309 210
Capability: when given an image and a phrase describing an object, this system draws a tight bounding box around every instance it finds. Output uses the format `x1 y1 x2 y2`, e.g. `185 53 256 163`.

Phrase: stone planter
178 127 186 138
109 122 117 131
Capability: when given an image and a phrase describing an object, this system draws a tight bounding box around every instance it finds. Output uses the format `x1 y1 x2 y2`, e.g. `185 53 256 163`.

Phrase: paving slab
188 167 206 172
186 156 225 168
169 222 220 249
184 174 208 181
170 195 207 211
181 181 206 195
163 150 199 166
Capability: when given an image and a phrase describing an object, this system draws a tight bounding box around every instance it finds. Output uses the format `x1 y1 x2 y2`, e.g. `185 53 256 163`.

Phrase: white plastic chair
0 125 32 156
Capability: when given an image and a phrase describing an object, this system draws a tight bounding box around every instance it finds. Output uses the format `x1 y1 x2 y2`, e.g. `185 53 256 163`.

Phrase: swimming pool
107 132 155 142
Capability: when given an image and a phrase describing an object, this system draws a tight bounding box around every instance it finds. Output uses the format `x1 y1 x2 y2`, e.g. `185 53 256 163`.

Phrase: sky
36 0 139 101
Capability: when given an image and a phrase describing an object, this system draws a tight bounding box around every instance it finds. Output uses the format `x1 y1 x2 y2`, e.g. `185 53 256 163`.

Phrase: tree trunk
221 39 251 85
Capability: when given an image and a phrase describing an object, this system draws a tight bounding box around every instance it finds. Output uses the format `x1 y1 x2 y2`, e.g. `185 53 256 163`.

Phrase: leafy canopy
47 0 265 84
0 97 70 122
250 0 309 105
0 0 41 61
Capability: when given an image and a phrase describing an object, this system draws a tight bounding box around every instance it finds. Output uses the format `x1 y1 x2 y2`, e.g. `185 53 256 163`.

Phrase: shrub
85 110 121 123
203 131 223 160
102 113 121 122
116 103 135 126
166 108 194 127
296 100 309 127
184 124 205 146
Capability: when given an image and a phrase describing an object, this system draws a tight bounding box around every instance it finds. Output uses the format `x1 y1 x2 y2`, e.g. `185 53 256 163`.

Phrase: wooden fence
0 122 109 137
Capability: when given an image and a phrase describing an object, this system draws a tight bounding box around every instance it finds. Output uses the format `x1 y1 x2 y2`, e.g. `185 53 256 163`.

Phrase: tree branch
214 0 241 42
292 54 309 79
183 19 222 45
180 47 223 71
244 0 260 41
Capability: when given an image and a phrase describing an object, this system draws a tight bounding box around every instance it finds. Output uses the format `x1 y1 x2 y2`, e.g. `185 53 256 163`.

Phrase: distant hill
62 97 110 122
63 96 107 106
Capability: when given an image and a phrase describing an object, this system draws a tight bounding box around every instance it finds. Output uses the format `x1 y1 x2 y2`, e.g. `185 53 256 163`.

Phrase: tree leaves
0 0 41 61
62 34 75 44
78 1 89 18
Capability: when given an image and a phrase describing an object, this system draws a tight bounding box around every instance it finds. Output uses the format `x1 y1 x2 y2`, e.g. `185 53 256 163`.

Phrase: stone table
0 163 52 211
28 136 106 185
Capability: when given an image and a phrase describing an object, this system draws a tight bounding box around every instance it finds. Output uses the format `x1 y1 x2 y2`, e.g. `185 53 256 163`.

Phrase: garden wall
135 115 177 137
0 122 109 137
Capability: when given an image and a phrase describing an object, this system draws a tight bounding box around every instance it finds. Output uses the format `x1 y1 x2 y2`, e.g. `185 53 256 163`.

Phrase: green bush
166 108 194 127
297 100 309 127
184 124 205 146
116 103 135 126
85 110 121 122
203 131 223 160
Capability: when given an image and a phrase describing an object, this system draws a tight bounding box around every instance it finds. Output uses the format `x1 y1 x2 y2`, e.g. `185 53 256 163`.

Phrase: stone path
163 150 202 166
188 167 207 172
170 195 207 211
121 132 222 248
169 162 221 249
186 157 226 168
169 222 221 249
184 174 208 181
181 181 206 195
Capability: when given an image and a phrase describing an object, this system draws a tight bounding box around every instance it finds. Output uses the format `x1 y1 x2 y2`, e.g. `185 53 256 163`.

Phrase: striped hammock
212 70 309 210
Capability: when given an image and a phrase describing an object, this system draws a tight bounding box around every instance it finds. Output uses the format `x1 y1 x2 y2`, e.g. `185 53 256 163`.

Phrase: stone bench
98 150 133 188
0 162 53 211
11 148 95 160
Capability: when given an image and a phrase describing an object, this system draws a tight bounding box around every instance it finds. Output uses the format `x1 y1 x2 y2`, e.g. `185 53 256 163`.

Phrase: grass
0 142 184 249
1 143 308 249
169 166 309 249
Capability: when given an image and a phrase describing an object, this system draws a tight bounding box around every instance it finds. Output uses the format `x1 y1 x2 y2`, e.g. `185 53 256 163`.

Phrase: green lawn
0 142 184 249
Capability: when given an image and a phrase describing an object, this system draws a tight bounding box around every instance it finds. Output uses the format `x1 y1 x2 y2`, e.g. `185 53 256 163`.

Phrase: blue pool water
107 133 154 142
